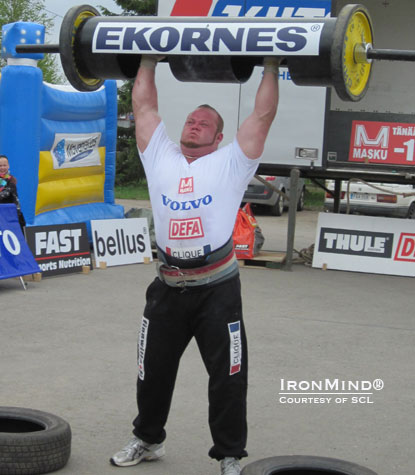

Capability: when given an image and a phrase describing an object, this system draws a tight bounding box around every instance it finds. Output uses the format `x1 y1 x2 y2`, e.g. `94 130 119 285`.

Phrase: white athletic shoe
110 436 165 467
220 457 241 475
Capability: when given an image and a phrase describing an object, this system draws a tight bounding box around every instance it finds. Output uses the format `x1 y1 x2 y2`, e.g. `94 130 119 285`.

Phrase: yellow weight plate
342 9 373 99
60 5 104 91
71 9 102 88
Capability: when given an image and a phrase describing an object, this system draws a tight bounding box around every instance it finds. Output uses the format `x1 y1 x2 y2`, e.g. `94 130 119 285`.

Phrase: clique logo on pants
228 321 242 375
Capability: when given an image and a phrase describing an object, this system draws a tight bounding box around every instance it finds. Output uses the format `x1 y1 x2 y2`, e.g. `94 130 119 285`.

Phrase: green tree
99 0 158 186
0 0 63 83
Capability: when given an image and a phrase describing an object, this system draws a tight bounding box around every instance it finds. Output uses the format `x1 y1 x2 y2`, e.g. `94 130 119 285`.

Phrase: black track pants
132 275 248 460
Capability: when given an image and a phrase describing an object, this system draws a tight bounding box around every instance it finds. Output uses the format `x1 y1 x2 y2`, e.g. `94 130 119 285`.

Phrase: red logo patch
169 218 204 239
178 177 194 194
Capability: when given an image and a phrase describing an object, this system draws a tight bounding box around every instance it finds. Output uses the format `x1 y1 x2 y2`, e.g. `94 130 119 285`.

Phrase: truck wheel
406 202 415 219
0 407 71 475
297 187 306 211
270 191 285 216
241 455 377 475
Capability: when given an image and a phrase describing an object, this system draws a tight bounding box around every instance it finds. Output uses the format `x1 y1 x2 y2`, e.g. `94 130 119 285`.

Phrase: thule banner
313 213 415 277
0 204 40 279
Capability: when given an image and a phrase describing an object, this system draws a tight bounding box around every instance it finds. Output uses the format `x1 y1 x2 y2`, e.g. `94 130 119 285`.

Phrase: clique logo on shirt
179 177 194 194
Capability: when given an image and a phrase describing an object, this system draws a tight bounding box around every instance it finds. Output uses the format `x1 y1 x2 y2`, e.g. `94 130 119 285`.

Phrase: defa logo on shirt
169 218 204 239
179 177 194 194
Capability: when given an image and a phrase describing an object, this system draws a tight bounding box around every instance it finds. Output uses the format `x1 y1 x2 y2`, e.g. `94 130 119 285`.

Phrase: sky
41 1 123 81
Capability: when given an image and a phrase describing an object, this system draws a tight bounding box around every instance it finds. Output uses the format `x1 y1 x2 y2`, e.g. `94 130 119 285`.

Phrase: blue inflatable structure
0 21 124 238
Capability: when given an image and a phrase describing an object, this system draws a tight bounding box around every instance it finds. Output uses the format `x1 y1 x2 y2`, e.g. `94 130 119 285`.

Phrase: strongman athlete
110 55 280 475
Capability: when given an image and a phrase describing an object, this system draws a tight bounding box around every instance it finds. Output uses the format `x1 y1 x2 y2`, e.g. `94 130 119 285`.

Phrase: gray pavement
1 203 414 475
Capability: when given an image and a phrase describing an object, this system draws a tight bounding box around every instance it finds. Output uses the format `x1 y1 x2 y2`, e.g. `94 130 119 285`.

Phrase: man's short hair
197 104 224 135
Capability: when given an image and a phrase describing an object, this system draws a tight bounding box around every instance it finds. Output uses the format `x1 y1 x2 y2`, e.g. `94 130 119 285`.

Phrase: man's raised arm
132 56 163 153
237 58 280 159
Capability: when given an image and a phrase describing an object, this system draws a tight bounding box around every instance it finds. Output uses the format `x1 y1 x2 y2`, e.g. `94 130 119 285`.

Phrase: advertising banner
25 222 92 277
0 204 40 279
91 218 153 267
92 20 324 57
312 212 415 277
349 120 415 166
159 0 331 17
51 133 102 169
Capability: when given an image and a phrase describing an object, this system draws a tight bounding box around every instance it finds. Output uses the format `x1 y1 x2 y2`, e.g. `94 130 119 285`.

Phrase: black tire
406 202 415 219
241 455 377 475
297 187 305 212
269 191 285 216
59 5 103 91
0 407 71 475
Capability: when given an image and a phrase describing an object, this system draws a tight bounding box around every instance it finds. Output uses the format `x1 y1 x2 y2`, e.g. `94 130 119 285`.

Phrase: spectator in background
0 155 26 230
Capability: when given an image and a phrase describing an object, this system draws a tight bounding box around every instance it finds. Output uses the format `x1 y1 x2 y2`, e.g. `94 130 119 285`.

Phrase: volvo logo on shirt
318 227 394 258
162 194 212 210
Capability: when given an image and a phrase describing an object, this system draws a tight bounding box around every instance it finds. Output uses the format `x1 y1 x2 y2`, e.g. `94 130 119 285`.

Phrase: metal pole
19 276 27 290
284 168 299 271
366 48 415 62
333 179 341 213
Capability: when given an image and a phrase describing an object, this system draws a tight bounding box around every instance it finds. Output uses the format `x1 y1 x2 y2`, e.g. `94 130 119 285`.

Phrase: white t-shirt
140 122 260 259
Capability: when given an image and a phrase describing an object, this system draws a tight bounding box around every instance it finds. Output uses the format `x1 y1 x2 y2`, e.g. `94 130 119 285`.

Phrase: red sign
169 217 204 239
171 0 213 16
394 233 415 262
349 120 415 166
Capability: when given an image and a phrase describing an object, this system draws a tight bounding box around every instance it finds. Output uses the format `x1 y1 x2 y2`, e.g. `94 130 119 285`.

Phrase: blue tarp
0 204 40 279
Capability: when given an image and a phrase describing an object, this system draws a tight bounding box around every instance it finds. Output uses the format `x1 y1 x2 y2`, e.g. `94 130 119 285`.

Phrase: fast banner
312 212 415 277
91 218 153 267
25 223 92 277
0 204 40 279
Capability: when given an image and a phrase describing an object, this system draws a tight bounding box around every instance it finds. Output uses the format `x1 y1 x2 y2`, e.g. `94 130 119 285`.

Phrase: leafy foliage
0 0 63 83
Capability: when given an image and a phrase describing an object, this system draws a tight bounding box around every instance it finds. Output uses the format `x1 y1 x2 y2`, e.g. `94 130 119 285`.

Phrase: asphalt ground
1 202 414 475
